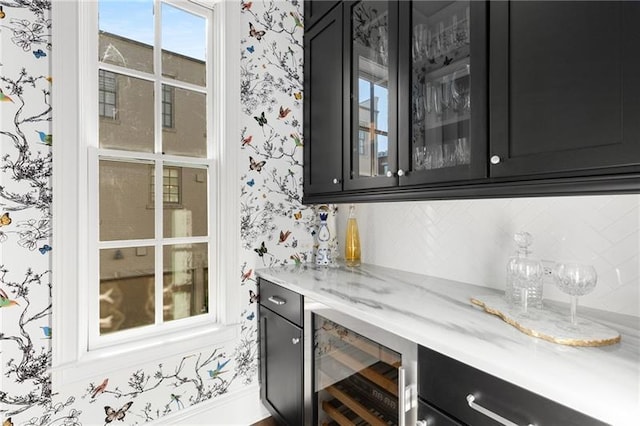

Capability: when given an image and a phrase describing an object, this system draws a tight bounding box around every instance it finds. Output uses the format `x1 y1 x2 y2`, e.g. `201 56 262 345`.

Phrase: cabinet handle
386 170 394 177
332 178 341 184
466 394 535 426
291 337 300 345
267 296 286 305
397 169 405 177
490 155 501 164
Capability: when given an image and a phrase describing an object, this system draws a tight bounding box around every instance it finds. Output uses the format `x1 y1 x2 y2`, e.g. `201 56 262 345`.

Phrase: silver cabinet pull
386 170 394 177
291 337 300 345
267 296 286 305
332 178 341 184
490 155 501 164
466 395 535 426
397 169 405 177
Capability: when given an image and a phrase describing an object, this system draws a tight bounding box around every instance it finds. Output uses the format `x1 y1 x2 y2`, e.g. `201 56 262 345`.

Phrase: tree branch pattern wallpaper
0 1 314 424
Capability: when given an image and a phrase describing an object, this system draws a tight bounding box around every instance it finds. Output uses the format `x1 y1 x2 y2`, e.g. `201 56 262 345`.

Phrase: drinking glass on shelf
553 263 597 328
510 257 544 316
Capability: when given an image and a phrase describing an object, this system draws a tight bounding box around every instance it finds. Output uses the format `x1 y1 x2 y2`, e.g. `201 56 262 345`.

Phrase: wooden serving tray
471 295 621 347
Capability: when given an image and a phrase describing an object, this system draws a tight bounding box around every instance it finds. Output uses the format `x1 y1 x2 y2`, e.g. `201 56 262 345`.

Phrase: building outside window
98 69 117 119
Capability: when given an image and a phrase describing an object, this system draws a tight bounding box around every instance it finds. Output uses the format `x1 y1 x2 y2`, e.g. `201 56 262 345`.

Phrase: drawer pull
291 337 300 345
268 296 286 305
466 394 535 426
398 366 406 426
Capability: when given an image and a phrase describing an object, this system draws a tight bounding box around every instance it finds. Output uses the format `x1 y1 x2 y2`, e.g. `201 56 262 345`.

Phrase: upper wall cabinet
303 1 640 204
489 1 640 179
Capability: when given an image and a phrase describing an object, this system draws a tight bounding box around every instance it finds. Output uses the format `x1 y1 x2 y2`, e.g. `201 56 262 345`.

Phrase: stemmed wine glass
553 262 598 328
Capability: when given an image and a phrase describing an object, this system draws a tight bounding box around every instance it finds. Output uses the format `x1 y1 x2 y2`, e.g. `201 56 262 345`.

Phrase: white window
51 0 241 384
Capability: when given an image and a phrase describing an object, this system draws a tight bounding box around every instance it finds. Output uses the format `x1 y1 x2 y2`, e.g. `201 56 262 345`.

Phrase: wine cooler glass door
313 313 405 426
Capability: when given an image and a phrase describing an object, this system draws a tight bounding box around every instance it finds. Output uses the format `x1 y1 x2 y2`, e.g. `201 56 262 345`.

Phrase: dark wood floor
251 417 279 426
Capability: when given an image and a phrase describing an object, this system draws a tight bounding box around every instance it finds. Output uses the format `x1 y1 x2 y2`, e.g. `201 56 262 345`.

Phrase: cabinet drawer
418 398 463 426
418 346 605 426
258 278 303 326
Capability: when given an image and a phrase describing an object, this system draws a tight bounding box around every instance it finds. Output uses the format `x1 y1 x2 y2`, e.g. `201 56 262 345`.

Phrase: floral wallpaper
0 0 313 424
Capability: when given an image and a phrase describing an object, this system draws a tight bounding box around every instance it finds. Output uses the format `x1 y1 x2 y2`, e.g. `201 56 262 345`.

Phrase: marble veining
256 263 640 426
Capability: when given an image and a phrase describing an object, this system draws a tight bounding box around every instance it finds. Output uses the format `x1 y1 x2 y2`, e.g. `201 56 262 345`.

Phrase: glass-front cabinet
344 1 398 191
343 0 486 192
399 0 486 186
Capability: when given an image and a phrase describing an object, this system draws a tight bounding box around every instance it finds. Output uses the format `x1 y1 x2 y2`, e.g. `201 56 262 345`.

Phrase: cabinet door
343 0 399 191
304 0 341 30
490 1 640 178
398 0 487 186
259 306 304 426
304 5 344 196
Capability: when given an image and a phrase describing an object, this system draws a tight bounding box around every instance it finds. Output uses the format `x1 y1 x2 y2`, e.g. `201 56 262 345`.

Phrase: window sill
52 322 239 387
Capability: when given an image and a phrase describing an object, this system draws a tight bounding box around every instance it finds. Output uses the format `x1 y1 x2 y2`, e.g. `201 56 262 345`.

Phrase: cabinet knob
332 178 341 184
386 170 394 178
490 155 501 165
397 169 405 177
291 337 300 345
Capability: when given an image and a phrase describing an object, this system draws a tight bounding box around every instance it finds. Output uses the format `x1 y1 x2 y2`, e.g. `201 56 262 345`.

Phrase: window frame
51 0 241 386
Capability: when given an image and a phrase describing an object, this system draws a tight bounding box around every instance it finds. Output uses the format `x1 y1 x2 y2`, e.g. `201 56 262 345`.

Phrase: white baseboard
148 384 270 425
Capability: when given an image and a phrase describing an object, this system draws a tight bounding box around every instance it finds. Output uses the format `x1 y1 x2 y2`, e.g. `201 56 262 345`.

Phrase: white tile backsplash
335 195 640 317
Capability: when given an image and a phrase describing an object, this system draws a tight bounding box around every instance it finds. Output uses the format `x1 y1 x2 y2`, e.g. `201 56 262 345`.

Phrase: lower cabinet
418 345 606 426
258 279 304 426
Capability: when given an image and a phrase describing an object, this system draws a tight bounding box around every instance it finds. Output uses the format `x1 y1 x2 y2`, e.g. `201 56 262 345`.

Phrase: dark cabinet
304 4 344 195
303 0 640 204
489 1 640 179
304 0 341 30
418 346 606 426
259 279 304 426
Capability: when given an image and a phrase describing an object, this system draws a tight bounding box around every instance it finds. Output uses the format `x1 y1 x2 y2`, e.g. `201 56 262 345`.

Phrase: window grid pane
99 69 117 119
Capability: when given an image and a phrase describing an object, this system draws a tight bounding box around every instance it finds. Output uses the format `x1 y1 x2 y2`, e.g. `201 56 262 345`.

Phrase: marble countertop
256 263 640 426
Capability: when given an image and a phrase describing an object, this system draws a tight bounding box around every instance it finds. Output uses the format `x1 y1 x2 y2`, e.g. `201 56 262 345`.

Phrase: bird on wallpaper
290 133 303 147
170 394 184 410
92 378 109 398
241 1 252 11
0 88 14 103
241 268 253 283
207 359 230 379
40 326 52 339
290 253 302 265
35 131 52 146
278 105 291 119
290 11 303 29
0 288 19 308
242 135 253 146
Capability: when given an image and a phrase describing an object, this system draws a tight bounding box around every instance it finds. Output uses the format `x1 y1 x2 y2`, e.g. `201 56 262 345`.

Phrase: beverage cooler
304 300 417 426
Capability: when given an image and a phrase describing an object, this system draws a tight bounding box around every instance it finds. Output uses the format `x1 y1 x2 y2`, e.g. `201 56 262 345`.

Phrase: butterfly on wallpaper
249 156 266 173
246 45 255 53
242 1 252 11
33 49 47 59
290 253 302 265
278 106 291 119
293 211 302 220
279 230 292 243
249 22 266 41
254 241 267 257
293 91 302 100
0 6 6 19
246 178 255 187
241 268 253 282
254 111 268 128
242 135 253 146
443 56 453 66
246 311 255 321
0 212 12 227
249 289 259 304
104 401 133 424
39 244 52 254
3 417 14 426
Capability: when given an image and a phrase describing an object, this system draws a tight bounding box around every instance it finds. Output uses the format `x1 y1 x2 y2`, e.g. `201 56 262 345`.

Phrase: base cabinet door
259 305 304 426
